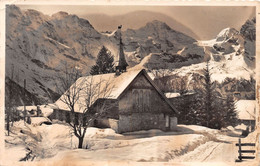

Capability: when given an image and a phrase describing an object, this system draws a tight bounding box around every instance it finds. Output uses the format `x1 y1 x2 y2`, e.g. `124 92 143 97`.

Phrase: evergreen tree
181 93 202 125
194 61 238 129
200 61 216 128
175 95 190 124
223 94 238 127
90 46 114 75
190 89 205 125
194 61 222 129
210 94 225 129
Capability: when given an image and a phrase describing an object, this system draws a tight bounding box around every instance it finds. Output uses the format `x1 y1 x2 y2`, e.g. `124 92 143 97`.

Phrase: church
50 26 178 133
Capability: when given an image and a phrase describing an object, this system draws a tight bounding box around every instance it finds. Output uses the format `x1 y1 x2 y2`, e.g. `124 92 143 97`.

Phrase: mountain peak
145 20 171 29
240 17 256 41
216 27 239 42
52 11 69 19
6 5 22 18
25 9 42 16
138 20 174 34
51 12 94 30
217 27 238 36
24 9 48 20
150 20 166 25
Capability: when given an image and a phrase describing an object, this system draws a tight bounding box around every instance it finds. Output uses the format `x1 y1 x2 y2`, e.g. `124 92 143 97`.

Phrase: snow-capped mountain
123 20 204 67
146 17 255 99
5 5 205 104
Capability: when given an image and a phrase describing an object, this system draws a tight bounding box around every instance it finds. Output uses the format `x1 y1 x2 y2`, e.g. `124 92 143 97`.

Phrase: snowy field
4 120 258 166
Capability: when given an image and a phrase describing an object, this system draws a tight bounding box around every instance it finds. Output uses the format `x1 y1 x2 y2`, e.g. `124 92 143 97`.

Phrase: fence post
238 138 242 161
23 79 26 123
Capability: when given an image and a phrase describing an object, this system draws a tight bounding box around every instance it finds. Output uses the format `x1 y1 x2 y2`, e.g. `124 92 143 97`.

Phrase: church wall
117 73 176 133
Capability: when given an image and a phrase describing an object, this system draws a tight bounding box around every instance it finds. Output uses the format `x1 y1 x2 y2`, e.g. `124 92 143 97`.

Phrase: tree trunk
78 137 84 149
7 111 10 136
11 108 14 126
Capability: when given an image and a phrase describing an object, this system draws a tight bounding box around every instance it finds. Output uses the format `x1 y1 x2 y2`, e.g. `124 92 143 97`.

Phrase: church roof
55 69 178 114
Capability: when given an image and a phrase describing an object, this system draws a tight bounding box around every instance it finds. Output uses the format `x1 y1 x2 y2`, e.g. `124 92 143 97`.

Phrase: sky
18 5 255 40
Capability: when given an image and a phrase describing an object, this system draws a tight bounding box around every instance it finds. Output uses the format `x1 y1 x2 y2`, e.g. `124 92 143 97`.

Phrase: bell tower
116 25 128 73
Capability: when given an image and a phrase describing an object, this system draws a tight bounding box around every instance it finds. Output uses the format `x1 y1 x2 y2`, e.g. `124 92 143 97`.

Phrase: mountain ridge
82 10 200 39
5 5 255 105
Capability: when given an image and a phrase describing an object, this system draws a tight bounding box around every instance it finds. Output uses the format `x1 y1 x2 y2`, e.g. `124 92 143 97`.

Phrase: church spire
116 25 128 73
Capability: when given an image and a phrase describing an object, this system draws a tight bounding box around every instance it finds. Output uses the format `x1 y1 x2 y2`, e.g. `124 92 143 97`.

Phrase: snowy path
172 133 238 163
173 130 258 164
5 122 258 166
177 141 236 162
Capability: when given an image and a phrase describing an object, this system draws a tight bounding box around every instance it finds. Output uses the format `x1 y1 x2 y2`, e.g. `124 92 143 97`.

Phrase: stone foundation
118 113 167 133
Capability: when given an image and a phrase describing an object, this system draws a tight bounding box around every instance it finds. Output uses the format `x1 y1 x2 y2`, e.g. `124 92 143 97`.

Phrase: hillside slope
6 5 204 104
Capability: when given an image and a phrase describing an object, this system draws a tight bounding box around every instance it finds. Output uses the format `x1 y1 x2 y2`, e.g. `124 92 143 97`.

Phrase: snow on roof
16 106 37 111
55 69 178 114
235 100 256 120
235 123 247 130
164 93 180 98
55 69 143 113
16 104 55 117
164 92 195 99
30 117 52 126
39 105 55 117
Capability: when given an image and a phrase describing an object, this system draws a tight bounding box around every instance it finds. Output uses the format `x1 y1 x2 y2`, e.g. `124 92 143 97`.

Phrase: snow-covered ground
4 120 258 166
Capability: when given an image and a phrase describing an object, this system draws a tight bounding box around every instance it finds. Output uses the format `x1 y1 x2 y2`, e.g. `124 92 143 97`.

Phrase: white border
0 1 259 165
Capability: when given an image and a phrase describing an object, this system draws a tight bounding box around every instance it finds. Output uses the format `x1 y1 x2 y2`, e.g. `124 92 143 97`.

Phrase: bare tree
5 64 15 136
149 67 190 95
56 63 114 148
149 68 174 93
172 76 189 95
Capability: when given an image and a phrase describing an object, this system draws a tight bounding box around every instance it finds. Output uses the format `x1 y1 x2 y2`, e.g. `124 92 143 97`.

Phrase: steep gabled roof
55 69 178 114
118 69 178 114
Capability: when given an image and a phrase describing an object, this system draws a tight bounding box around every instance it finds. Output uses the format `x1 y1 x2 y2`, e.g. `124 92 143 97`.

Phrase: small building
52 69 179 133
235 100 256 131
16 104 56 117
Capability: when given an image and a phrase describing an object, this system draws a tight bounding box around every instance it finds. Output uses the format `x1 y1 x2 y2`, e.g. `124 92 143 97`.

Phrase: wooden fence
235 138 255 162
